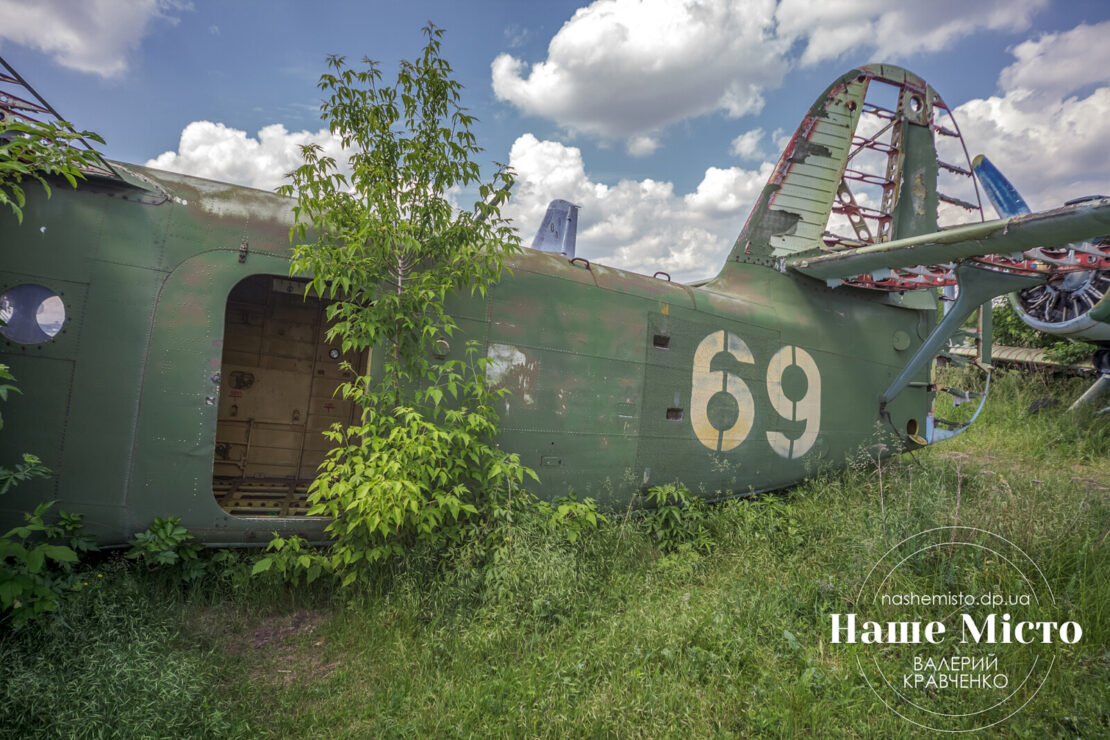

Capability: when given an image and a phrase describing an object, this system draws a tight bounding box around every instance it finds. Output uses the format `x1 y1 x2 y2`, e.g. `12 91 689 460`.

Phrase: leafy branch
0 119 105 223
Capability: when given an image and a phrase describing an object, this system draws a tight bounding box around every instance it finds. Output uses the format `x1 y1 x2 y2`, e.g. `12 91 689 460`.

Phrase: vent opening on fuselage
211 275 366 517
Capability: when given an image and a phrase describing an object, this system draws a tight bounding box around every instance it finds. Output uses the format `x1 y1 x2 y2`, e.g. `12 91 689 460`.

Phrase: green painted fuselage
0 163 933 545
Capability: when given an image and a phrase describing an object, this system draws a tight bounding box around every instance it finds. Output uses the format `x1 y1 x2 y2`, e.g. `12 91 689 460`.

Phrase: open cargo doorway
212 275 367 516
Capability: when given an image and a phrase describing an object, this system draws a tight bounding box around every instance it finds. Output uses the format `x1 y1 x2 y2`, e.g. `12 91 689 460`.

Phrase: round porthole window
0 284 66 344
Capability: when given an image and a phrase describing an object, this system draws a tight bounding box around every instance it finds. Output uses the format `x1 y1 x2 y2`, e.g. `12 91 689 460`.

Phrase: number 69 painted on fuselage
690 330 821 459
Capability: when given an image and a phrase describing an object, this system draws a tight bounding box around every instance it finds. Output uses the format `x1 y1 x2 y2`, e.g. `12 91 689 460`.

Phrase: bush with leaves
251 534 330 586
0 365 97 626
126 516 206 581
270 25 534 585
535 492 607 545
0 498 95 627
641 483 715 554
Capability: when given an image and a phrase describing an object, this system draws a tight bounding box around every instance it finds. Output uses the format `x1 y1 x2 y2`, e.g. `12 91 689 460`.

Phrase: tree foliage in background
0 120 105 223
271 25 534 584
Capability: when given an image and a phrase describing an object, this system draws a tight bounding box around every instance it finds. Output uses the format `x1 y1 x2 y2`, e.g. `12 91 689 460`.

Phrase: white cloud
506 133 769 281
776 0 1047 66
626 135 659 157
492 0 787 151
493 0 1049 153
503 24 529 49
0 0 189 77
957 90 1110 209
729 128 764 160
998 21 1110 100
683 165 768 217
770 127 791 153
953 21 1110 210
146 121 347 192
152 126 768 280
498 19 1110 282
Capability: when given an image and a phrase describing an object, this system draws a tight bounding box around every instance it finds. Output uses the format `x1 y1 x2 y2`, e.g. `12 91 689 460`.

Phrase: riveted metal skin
0 162 929 545
3 64 1109 545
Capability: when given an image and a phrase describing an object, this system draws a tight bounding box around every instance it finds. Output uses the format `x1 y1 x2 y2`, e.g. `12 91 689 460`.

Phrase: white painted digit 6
766 345 821 459
691 330 755 452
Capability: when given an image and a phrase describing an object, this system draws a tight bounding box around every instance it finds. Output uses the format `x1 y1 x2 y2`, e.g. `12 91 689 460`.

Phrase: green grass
0 558 243 738
3 369 1108 738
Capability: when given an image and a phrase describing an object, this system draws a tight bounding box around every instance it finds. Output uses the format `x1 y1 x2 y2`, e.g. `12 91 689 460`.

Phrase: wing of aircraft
786 199 1110 282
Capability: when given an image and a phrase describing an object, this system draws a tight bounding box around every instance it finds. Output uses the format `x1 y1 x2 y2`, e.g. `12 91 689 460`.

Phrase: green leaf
25 545 45 573
43 544 77 563
0 579 22 607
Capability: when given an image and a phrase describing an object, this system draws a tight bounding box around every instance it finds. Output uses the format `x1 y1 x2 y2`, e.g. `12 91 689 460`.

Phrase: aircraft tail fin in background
530 199 579 258
972 155 1031 218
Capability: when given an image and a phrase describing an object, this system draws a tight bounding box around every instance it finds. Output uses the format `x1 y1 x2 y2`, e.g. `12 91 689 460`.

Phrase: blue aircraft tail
530 199 579 258
971 155 1031 217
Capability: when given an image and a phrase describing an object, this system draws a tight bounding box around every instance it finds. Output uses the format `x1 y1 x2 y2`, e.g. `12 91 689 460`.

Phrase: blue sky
4 0 1110 280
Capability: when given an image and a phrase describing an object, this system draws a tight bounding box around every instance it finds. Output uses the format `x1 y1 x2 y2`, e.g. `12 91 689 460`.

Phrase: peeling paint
735 191 803 257
139 167 295 224
912 172 927 216
787 140 832 164
196 191 296 223
767 209 803 237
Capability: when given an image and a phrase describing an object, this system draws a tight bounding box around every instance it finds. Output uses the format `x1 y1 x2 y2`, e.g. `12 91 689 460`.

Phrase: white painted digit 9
766 345 821 459
690 330 755 452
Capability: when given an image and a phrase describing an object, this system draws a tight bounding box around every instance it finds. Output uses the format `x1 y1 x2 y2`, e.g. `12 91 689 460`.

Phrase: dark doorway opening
212 275 366 517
